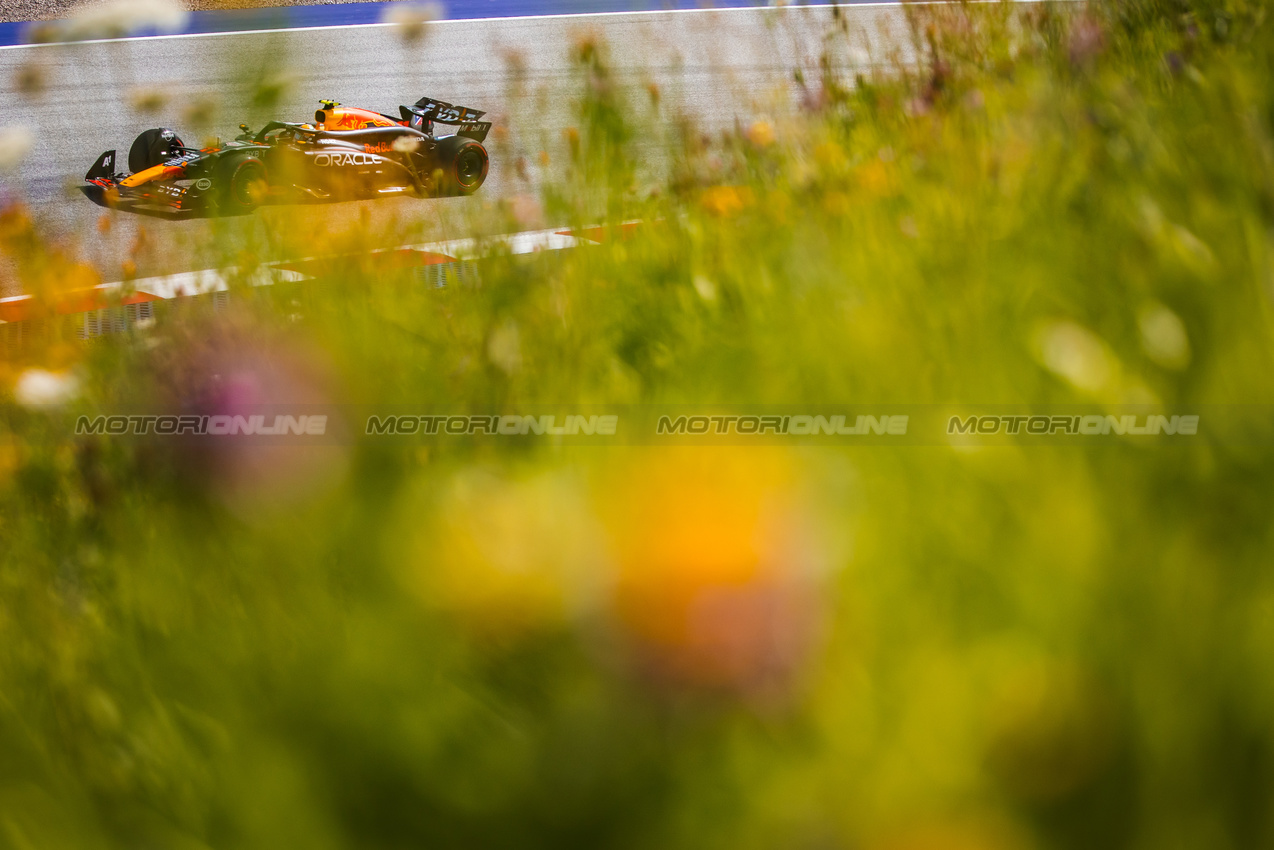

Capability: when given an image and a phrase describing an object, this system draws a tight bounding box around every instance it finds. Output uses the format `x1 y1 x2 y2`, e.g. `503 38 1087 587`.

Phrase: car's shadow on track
80 185 430 221
80 185 211 220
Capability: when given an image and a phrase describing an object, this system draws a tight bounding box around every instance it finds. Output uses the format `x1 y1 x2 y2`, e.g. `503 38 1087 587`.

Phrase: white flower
13 369 79 408
392 135 421 153
1032 321 1116 393
487 320 522 374
0 126 34 172
1138 302 1191 370
64 0 189 41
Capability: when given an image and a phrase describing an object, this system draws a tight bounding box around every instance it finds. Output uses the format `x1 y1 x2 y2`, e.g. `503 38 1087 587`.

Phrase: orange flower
599 448 826 695
699 185 753 217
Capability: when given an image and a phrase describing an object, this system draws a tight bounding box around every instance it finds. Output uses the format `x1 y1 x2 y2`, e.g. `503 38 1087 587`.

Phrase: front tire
433 136 488 196
218 156 269 214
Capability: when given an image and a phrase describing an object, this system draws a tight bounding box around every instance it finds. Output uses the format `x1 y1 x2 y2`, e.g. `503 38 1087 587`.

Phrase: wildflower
504 194 542 230
871 816 1029 850
392 135 421 153
15 61 46 97
600 449 827 697
700 185 752 217
129 87 167 114
822 192 850 216
984 653 1114 801
169 330 348 518
0 443 16 486
745 119 775 148
486 319 522 374
1068 14 1105 68
182 97 218 130
13 369 79 408
382 2 441 43
571 31 600 66
251 71 294 112
1138 302 1190 370
409 470 601 635
1032 321 1116 393
0 126 34 172
63 0 188 41
856 158 895 196
905 97 931 117
812 142 846 176
501 48 528 86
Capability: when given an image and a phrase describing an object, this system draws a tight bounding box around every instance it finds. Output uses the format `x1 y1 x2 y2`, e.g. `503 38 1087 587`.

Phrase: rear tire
218 156 269 214
128 128 185 174
433 136 488 196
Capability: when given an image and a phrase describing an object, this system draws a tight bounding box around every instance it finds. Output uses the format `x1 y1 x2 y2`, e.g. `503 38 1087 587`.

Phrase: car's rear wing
401 97 492 142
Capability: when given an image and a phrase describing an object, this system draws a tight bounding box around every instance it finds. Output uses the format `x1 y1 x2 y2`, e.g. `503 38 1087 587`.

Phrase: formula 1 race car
81 97 491 216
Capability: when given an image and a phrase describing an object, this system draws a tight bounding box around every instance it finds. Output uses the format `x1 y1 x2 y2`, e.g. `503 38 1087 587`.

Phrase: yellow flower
408 471 600 636
700 186 753 217
745 120 775 148
856 158 896 196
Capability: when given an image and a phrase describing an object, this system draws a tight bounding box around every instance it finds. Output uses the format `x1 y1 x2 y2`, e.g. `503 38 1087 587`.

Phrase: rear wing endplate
402 97 491 140
455 121 492 142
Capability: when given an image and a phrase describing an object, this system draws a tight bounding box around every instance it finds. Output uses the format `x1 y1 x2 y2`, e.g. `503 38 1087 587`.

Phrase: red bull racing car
81 96 491 216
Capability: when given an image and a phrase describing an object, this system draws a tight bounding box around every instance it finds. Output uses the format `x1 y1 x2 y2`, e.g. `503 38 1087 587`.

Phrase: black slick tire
433 136 488 196
218 156 269 215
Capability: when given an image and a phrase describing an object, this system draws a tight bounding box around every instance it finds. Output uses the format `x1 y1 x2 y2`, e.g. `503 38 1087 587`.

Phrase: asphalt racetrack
0 4 911 291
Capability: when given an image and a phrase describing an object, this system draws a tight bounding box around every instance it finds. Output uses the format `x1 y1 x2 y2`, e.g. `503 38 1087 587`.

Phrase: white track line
0 1 1045 52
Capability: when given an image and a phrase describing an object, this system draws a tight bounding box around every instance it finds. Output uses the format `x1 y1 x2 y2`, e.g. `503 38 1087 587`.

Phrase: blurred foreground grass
4 0 1274 847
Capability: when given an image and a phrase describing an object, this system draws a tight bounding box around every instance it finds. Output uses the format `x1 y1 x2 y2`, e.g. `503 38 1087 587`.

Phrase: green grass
4 1 1274 847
